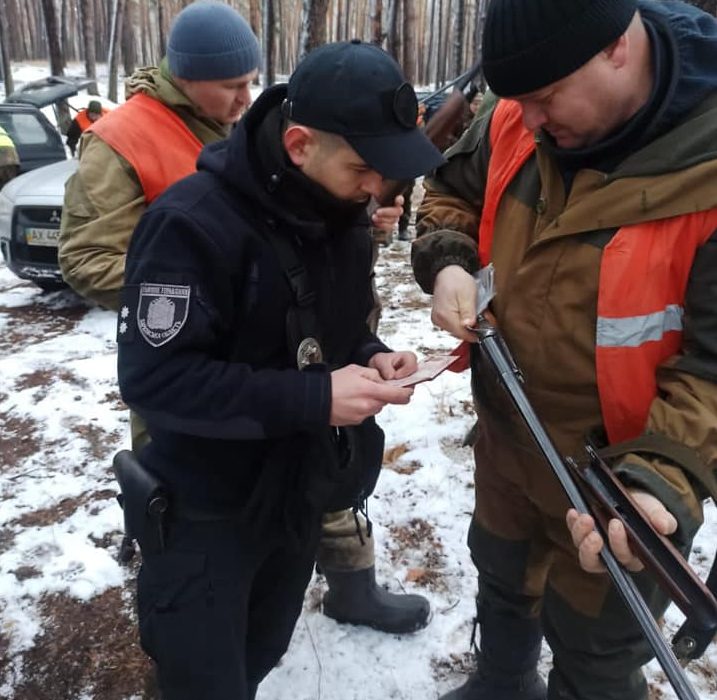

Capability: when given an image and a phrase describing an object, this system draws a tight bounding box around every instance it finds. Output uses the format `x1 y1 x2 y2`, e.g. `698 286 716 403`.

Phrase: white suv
0 158 78 290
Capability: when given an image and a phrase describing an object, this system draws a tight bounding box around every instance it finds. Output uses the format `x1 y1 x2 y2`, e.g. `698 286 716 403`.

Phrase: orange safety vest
478 99 717 444
75 107 110 132
88 92 203 203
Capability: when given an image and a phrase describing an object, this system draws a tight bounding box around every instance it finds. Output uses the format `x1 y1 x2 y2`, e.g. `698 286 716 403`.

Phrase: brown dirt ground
0 290 154 699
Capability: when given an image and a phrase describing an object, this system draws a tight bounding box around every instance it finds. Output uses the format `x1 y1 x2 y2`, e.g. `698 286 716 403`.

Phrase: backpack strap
259 225 324 368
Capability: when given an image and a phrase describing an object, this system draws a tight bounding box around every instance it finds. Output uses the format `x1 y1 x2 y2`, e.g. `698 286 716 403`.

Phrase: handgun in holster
112 449 169 563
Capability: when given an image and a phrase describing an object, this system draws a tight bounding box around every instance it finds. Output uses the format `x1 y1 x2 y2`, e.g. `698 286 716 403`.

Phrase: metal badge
297 337 323 369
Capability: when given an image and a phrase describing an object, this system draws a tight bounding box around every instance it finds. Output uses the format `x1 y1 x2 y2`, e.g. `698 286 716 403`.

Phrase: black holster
112 449 169 562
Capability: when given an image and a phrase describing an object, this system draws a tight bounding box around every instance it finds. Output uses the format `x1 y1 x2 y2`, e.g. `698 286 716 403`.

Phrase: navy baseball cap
282 40 445 180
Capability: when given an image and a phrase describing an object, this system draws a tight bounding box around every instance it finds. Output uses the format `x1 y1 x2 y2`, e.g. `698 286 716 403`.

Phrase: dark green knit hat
483 0 638 96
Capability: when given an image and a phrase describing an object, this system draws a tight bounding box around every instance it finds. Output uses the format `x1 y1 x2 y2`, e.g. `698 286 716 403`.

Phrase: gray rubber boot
323 565 430 634
440 613 546 700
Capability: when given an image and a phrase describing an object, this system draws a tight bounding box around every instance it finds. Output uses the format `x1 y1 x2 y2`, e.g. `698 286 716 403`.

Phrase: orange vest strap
88 93 203 203
477 100 535 266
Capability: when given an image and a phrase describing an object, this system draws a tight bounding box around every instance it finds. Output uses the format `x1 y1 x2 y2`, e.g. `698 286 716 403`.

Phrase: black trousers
136 516 319 700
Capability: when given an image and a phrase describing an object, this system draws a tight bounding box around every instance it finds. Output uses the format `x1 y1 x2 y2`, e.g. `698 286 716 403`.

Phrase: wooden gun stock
566 444 717 639
570 447 717 661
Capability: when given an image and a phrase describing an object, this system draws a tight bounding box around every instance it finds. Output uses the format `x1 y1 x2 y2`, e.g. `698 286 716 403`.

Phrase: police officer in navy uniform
117 41 444 700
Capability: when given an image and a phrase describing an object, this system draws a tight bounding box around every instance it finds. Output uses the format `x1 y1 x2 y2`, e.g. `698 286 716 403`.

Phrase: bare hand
566 490 678 573
330 363 414 426
368 351 418 380
432 265 478 343
371 195 404 233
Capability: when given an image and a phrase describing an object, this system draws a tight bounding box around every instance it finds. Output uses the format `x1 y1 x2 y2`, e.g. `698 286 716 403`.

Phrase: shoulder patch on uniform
137 283 190 347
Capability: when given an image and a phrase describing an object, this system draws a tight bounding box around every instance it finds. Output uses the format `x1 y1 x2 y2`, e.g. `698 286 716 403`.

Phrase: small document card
385 354 461 388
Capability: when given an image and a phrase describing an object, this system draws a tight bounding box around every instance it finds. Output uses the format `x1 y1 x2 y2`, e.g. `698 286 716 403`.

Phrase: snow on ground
0 61 715 700
1 246 716 699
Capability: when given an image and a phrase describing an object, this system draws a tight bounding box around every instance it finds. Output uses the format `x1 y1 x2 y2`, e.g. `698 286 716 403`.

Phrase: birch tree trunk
107 0 126 102
122 0 137 76
78 0 97 81
475 0 488 87
300 0 330 59
422 0 435 85
60 0 69 61
386 0 400 61
370 0 383 45
39 0 72 130
39 0 66 75
157 0 167 59
249 0 262 38
263 0 276 87
451 0 465 77
402 0 416 82
434 0 444 87
248 0 261 81
0 0 13 95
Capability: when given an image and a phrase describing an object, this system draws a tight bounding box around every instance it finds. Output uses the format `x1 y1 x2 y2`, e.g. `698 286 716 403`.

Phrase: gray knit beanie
167 1 260 81
483 0 638 97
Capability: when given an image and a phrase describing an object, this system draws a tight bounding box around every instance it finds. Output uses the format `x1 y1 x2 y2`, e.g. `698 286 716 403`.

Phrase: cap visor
348 129 446 180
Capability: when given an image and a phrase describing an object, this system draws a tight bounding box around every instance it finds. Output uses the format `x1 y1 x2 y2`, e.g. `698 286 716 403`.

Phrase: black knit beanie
483 0 638 97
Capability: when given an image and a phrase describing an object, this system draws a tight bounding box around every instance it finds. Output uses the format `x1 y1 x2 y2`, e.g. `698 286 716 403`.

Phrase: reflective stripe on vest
596 304 684 348
478 99 717 444
88 93 202 203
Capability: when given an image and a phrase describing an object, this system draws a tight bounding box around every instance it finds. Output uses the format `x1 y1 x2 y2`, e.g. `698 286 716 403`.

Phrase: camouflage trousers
468 413 679 700
130 412 375 573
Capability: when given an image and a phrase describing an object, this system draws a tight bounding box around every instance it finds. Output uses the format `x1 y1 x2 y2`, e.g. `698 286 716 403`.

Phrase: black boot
440 610 546 700
440 659 546 700
322 565 430 634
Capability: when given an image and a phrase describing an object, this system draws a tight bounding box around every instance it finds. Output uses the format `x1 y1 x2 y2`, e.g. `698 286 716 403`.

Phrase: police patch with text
137 283 190 347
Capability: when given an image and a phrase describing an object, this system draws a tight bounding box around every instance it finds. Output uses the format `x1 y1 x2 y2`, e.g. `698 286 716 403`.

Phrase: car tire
35 279 67 292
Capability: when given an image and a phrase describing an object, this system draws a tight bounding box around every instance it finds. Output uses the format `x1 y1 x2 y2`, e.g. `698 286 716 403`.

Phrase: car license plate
25 227 60 247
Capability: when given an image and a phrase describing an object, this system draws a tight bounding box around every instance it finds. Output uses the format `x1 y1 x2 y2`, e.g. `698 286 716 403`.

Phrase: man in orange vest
412 0 717 698
65 100 109 156
60 0 429 638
